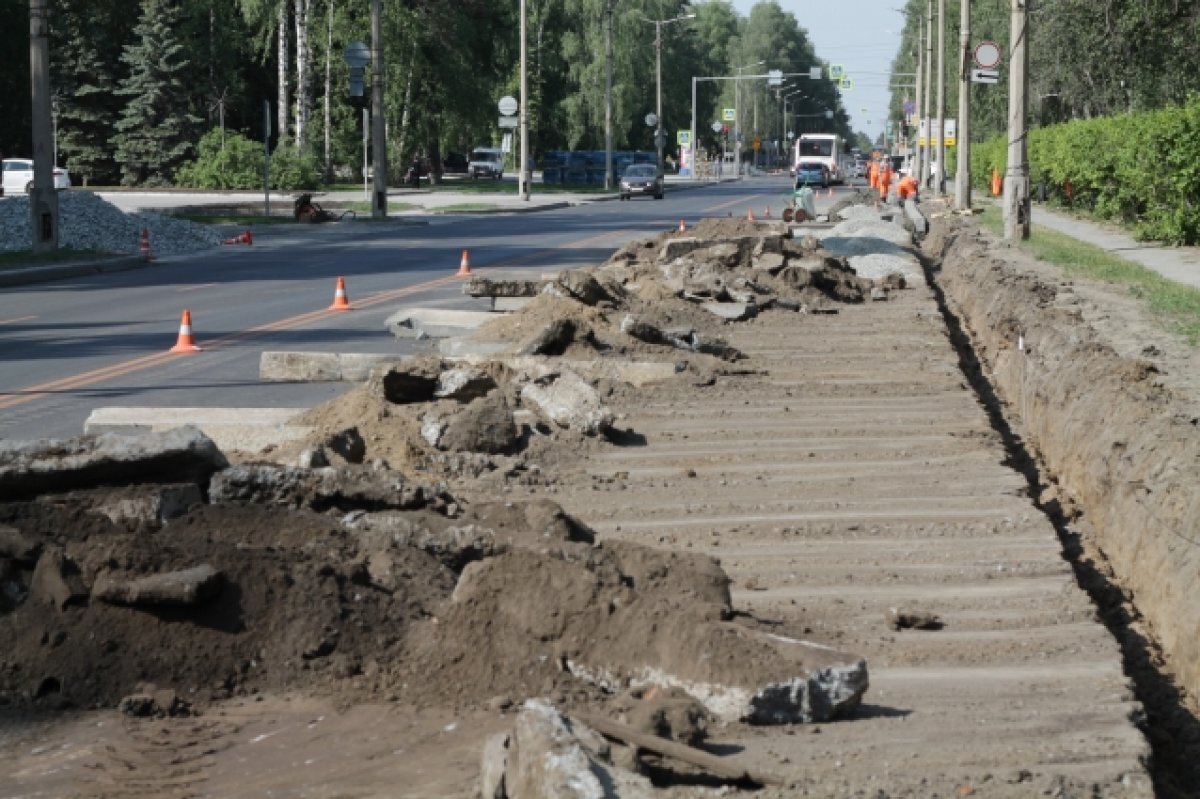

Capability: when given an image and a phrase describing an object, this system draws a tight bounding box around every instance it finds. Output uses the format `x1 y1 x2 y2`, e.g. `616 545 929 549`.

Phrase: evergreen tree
113 0 203 186
54 0 124 186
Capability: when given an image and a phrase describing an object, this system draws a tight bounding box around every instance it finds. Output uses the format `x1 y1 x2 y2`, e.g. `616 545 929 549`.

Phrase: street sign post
498 95 519 116
722 108 735 122
971 68 999 84
499 116 518 128
677 130 691 145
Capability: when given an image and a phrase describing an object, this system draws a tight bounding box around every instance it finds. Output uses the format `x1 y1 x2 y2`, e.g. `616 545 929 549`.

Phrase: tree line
888 0 1200 152
0 0 858 188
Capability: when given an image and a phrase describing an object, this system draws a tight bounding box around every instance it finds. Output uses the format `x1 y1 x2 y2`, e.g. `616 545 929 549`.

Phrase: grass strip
978 206 1200 344
0 248 112 269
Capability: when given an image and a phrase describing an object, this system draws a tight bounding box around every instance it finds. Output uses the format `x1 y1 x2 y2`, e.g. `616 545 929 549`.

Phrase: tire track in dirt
513 281 1154 795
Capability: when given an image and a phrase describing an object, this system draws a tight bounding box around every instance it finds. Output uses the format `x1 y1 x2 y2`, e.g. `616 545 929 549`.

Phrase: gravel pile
0 192 222 255
815 204 924 282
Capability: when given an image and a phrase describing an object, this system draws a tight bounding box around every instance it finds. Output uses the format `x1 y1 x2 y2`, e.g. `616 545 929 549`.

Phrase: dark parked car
619 164 663 200
443 152 468 174
794 161 830 189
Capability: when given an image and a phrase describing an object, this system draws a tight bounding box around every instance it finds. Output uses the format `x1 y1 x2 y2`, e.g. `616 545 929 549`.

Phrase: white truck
468 147 504 180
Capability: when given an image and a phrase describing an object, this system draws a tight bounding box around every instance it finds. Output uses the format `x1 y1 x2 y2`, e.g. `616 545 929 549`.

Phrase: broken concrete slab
259 351 402 382
209 463 452 514
384 307 496 339
555 271 611 306
92 564 224 607
568 626 868 726
753 252 787 275
503 699 655 799
0 427 228 501
371 360 443 404
83 408 312 455
454 355 679 388
434 368 497 402
702 302 758 322
463 277 545 298
91 483 203 526
519 370 614 436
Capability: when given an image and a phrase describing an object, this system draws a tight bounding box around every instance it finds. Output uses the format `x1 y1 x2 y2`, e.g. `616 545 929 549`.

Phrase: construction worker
877 158 893 204
867 158 879 191
897 173 919 203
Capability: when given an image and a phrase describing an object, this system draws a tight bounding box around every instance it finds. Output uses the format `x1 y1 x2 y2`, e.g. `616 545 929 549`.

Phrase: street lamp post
649 13 695 178
734 60 764 178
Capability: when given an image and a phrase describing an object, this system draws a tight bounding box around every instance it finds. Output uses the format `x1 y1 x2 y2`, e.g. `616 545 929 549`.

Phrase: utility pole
912 23 925 185
519 0 530 201
370 0 387 218
921 0 933 189
654 19 664 177
604 1 613 190
954 0 972 210
935 0 946 196
1004 0 1030 239
28 0 59 253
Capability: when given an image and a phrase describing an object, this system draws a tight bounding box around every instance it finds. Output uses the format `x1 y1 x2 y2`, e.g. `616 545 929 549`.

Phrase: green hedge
177 130 321 191
972 95 1200 244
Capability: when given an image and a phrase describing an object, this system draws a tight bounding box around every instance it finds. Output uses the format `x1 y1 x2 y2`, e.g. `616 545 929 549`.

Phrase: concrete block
259 351 402 382
492 296 532 312
436 338 513 358
702 302 758 322
567 626 868 726
753 252 786 275
904 198 928 234
0 427 227 501
520 370 614 436
384 307 495 339
462 277 543 298
92 564 224 607
659 236 706 262
84 408 312 455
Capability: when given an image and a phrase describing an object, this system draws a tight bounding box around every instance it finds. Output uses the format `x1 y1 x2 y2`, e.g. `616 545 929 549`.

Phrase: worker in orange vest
897 173 919 202
990 168 1002 196
877 158 894 204
867 158 879 191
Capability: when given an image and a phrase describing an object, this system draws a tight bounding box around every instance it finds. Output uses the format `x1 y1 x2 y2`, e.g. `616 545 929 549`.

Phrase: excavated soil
3 203 1199 798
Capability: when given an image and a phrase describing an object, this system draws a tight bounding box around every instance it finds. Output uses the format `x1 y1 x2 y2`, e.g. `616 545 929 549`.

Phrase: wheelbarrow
293 193 353 224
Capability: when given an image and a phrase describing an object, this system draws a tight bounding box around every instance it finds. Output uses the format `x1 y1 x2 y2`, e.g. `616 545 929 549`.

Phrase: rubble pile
0 204 930 795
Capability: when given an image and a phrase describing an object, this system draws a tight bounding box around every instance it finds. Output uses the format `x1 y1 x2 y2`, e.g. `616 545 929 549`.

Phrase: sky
728 0 908 141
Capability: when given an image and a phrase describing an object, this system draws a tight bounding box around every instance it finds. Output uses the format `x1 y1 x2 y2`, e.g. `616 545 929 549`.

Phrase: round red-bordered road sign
974 41 1001 69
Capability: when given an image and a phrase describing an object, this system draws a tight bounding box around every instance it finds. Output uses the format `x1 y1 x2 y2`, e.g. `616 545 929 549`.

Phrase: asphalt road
0 175 849 441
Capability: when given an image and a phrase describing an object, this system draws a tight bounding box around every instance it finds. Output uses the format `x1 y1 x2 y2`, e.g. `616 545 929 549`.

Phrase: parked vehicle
1 158 71 197
794 161 830 189
618 164 663 200
443 152 469 174
468 148 504 179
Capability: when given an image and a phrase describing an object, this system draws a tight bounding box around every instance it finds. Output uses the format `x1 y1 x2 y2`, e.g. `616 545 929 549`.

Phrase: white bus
793 133 844 185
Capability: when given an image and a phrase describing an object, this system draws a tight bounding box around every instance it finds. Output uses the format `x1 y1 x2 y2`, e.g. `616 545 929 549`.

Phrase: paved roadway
0 175 851 442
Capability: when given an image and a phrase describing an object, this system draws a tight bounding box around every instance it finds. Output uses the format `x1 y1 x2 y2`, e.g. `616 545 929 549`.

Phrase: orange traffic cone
457 249 472 277
169 310 201 353
328 276 353 310
747 209 756 222
139 227 153 261
678 219 686 232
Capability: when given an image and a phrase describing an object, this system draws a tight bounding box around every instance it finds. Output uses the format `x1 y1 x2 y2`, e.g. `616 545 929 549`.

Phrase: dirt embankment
927 216 1200 786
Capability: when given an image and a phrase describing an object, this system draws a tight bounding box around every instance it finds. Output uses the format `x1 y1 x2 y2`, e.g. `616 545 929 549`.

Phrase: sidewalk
1021 202 1200 291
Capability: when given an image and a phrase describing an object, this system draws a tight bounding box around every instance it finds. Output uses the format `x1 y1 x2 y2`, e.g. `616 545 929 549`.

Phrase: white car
1 158 71 197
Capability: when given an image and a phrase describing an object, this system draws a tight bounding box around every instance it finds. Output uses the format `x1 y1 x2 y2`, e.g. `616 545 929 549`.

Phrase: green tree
53 0 127 185
113 0 204 185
